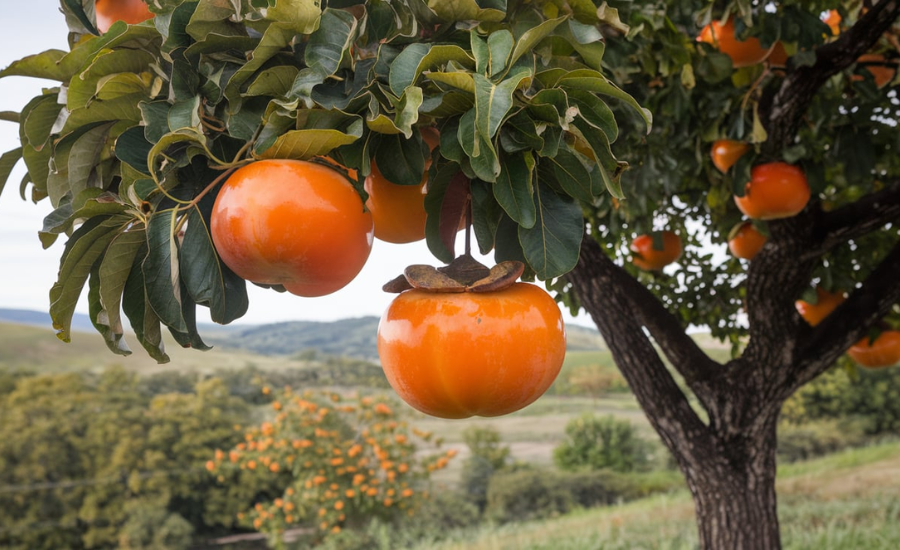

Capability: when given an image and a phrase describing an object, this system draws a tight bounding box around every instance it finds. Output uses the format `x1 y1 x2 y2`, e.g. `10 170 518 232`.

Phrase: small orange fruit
697 17 772 68
822 10 841 36
95 0 154 34
848 331 900 368
630 231 683 271
710 140 750 173
728 222 767 260
853 54 896 88
734 162 810 220
795 288 845 327
364 127 440 244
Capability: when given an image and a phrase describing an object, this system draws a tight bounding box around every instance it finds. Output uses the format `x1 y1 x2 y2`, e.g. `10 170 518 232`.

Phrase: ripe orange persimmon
95 0 154 34
364 128 440 244
377 283 566 419
768 41 789 68
630 231 683 271
728 222 767 260
710 140 750 173
795 288 845 327
734 162 810 220
697 17 772 68
210 159 374 297
853 54 896 88
848 331 900 368
823 10 841 36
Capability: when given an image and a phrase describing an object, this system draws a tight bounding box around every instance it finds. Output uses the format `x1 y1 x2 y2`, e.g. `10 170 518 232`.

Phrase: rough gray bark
566 3 900 547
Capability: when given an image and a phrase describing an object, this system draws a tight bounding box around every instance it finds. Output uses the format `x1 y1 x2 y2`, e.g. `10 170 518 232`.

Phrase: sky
0 1 600 329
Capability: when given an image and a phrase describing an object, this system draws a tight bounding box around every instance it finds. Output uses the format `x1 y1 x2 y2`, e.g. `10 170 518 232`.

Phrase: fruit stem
465 192 472 257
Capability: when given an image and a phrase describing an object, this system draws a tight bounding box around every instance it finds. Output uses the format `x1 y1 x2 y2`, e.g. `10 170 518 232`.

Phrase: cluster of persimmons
207 390 457 540
627 9 898 369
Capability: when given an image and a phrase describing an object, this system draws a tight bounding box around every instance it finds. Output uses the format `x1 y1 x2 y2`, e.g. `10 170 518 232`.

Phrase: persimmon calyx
382 256 525 294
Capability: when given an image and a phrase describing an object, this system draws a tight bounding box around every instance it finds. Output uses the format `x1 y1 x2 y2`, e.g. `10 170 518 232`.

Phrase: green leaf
471 179 503 255
426 71 476 93
96 226 147 355
49 215 127 342
545 148 599 202
68 123 114 199
143 208 187 333
0 148 23 199
567 89 617 142
168 95 202 131
116 126 155 175
245 65 301 98
66 49 156 111
487 30 514 77
518 182 584 280
0 50 69 81
559 70 652 132
494 152 536 228
509 16 566 68
389 44 475 96
257 124 363 160
427 0 505 23
424 163 464 263
266 0 322 31
375 133 426 186
180 200 249 325
23 94 63 150
122 244 170 363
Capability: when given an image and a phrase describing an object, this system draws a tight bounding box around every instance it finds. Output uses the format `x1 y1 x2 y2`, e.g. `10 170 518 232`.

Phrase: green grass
416 442 900 550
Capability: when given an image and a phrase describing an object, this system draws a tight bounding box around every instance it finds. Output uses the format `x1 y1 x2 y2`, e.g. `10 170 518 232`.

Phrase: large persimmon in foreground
377 283 566 419
848 330 900 368
211 159 373 297
95 0 154 34
630 231 682 271
734 162 810 220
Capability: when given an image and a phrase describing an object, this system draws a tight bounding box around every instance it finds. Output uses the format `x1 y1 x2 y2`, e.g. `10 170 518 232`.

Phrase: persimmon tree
1 0 899 549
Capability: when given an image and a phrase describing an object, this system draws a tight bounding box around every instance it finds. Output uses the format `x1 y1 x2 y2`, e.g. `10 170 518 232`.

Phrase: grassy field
414 442 900 550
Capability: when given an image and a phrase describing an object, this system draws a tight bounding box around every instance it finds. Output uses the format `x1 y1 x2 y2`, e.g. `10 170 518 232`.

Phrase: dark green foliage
553 414 651 473
0 367 265 550
460 426 511 510
485 469 575 524
782 366 900 436
777 419 870 463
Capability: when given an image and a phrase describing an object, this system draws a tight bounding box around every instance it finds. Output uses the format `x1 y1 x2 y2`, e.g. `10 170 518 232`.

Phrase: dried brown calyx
383 255 525 294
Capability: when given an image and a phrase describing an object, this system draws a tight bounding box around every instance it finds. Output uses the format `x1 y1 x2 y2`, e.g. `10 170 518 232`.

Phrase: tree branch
789 239 900 392
812 179 900 254
568 237 719 426
761 0 900 157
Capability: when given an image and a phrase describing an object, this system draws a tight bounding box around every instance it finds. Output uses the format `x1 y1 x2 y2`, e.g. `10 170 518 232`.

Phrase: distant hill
0 308 608 362
0 308 96 333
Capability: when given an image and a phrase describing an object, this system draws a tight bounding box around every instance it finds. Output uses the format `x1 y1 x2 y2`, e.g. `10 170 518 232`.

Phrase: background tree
553 414 650 473
1 1 899 549
459 426 510 510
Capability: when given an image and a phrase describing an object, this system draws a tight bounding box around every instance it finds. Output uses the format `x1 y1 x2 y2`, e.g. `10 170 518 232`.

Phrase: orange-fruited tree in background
208 390 455 546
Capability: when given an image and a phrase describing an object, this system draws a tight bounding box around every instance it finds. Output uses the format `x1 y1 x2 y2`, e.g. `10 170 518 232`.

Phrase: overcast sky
0 1 600 329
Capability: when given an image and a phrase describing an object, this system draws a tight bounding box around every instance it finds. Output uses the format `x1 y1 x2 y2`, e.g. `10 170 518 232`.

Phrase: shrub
553 414 651 473
485 469 574 524
777 419 869 463
460 426 510 510
212 390 455 546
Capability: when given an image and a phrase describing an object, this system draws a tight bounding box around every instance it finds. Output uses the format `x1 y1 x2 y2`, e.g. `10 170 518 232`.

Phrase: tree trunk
684 418 781 550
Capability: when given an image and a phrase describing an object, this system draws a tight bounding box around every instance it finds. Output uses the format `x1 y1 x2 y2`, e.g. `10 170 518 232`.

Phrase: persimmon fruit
848 331 900 368
364 127 440 244
795 288 845 327
95 0 154 34
728 222 767 260
710 140 750 173
377 283 566 419
853 54 896 88
210 159 374 297
734 162 810 220
823 10 841 36
630 231 682 271
697 17 772 69
768 42 789 68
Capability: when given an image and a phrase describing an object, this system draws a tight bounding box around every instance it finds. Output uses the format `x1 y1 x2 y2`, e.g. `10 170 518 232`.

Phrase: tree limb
568 237 719 425
762 0 900 157
789 239 900 393
812 179 900 254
